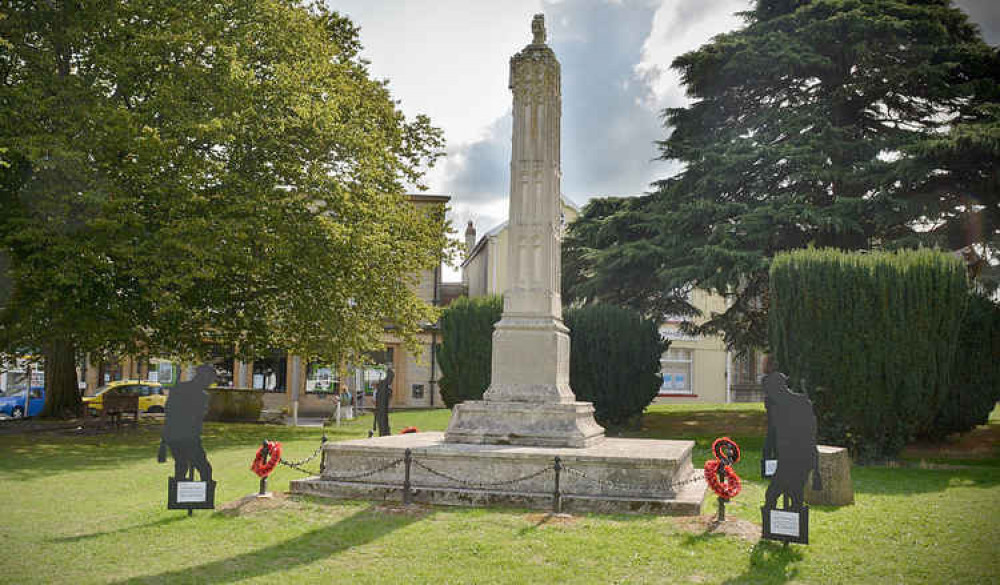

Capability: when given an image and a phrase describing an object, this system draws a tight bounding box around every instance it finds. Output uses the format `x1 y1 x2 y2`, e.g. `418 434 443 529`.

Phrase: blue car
0 387 44 418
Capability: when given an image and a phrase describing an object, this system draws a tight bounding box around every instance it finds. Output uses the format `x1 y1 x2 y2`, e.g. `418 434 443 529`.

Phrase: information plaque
167 477 216 510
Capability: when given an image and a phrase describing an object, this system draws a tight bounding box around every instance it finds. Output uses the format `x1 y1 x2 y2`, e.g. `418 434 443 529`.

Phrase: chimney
465 220 477 256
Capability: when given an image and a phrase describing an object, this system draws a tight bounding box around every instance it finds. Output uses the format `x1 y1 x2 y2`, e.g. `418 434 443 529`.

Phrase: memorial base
444 400 605 448
290 433 704 515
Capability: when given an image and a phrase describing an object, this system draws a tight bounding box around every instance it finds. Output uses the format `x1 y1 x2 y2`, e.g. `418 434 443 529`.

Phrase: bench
103 394 140 428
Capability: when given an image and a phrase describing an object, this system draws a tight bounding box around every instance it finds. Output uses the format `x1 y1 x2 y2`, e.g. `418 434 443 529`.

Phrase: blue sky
328 0 998 276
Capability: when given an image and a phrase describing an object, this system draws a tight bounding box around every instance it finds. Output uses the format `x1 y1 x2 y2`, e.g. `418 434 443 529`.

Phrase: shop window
362 348 394 396
147 360 176 385
306 363 339 394
660 348 694 394
206 343 235 388
252 351 287 392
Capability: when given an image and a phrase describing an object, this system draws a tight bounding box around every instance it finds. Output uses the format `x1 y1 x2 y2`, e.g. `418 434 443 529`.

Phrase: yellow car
83 380 168 415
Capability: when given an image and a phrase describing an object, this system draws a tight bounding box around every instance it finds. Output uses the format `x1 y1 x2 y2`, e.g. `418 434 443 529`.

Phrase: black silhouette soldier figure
762 355 822 512
158 364 214 482
373 366 394 437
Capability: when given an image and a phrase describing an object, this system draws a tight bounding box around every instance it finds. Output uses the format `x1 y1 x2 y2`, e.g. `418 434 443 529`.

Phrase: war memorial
291 15 704 515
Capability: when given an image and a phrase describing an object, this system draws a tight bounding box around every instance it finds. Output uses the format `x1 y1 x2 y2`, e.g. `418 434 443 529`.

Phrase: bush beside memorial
438 298 666 431
769 248 969 460
564 304 666 430
437 295 503 409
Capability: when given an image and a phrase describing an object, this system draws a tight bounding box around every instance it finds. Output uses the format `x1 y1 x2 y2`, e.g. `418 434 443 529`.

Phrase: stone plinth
290 432 704 515
805 445 854 506
444 400 605 448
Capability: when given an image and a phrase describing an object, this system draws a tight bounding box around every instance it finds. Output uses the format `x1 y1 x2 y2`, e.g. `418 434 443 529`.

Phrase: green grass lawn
1 404 997 584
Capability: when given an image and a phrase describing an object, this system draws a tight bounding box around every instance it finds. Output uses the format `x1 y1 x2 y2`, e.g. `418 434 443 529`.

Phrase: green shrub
933 293 1000 437
769 248 968 460
565 304 667 431
437 295 503 408
206 388 264 422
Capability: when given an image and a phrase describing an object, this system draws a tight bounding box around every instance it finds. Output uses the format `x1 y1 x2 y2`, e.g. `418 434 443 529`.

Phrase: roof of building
461 195 579 268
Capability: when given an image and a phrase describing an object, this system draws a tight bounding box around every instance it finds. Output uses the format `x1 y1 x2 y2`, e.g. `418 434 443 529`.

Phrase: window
306 363 339 394
206 342 235 388
660 348 694 394
148 360 176 385
252 351 287 392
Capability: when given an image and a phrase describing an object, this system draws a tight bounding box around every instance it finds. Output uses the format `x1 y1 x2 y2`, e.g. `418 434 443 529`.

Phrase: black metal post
403 448 412 505
320 434 328 474
259 476 268 496
717 461 727 521
553 456 562 514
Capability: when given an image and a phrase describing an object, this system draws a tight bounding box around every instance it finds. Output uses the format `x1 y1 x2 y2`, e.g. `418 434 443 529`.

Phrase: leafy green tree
0 1 447 416
570 0 998 350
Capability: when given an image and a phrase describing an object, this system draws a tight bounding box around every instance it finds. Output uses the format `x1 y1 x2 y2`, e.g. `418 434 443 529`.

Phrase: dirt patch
369 503 432 518
523 512 579 528
674 515 761 543
217 492 300 516
901 424 1000 461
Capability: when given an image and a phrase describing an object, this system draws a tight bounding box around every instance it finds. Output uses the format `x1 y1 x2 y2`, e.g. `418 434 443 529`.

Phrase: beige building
655 289 730 404
462 198 579 298
463 208 756 404
83 194 459 416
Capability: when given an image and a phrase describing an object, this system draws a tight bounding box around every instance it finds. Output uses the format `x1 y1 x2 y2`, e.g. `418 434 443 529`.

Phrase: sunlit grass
0 405 996 584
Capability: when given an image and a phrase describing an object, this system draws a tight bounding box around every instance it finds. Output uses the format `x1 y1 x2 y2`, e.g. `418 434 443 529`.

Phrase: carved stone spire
444 14 605 449
531 13 546 45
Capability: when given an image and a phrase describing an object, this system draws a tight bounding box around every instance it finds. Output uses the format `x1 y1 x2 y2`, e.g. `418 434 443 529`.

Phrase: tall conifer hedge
437 299 666 429
436 296 502 409
769 249 968 460
933 293 1000 438
565 304 667 430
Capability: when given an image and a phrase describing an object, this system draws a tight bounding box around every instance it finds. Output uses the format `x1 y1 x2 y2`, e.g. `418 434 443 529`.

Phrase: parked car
83 380 167 415
0 387 44 419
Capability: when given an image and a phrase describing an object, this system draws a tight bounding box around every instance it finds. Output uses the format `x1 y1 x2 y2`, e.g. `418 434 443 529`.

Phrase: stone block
805 445 854 506
290 432 705 515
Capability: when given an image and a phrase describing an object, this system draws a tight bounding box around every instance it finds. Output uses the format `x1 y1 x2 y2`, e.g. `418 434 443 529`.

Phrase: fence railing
281 441 705 514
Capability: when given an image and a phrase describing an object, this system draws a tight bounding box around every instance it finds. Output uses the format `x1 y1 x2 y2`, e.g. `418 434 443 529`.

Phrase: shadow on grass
720 540 804 585
851 465 1000 495
0 423 333 480
49 515 188 544
110 504 421 585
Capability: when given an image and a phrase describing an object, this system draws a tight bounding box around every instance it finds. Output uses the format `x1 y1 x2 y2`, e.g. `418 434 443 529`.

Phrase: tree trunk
40 339 80 418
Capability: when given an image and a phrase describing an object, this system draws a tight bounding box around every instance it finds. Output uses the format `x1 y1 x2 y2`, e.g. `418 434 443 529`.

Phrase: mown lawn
0 404 997 584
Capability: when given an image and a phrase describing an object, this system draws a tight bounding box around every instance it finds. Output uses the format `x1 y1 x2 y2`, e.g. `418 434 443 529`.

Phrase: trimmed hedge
437 298 666 430
933 293 1000 437
206 388 264 422
565 304 667 430
769 248 968 460
437 295 503 409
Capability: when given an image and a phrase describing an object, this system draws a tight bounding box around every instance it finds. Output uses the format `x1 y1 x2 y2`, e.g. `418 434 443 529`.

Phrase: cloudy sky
329 0 998 276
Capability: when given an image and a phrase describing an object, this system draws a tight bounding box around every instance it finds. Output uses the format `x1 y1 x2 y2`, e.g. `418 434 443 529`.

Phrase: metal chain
411 459 553 489
561 465 705 495
279 436 328 468
279 460 321 476
320 457 405 481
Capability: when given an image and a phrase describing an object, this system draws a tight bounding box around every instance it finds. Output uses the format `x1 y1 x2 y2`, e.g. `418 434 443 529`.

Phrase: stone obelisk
445 15 605 448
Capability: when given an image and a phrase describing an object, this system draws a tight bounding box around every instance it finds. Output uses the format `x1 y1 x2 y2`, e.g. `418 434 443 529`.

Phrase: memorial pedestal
290 432 704 515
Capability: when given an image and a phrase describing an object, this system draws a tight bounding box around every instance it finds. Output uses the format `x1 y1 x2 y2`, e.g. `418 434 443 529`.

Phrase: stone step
289 432 705 515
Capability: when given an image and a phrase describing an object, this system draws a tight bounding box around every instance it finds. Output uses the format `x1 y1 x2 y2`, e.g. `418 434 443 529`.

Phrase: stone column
444 15 604 448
